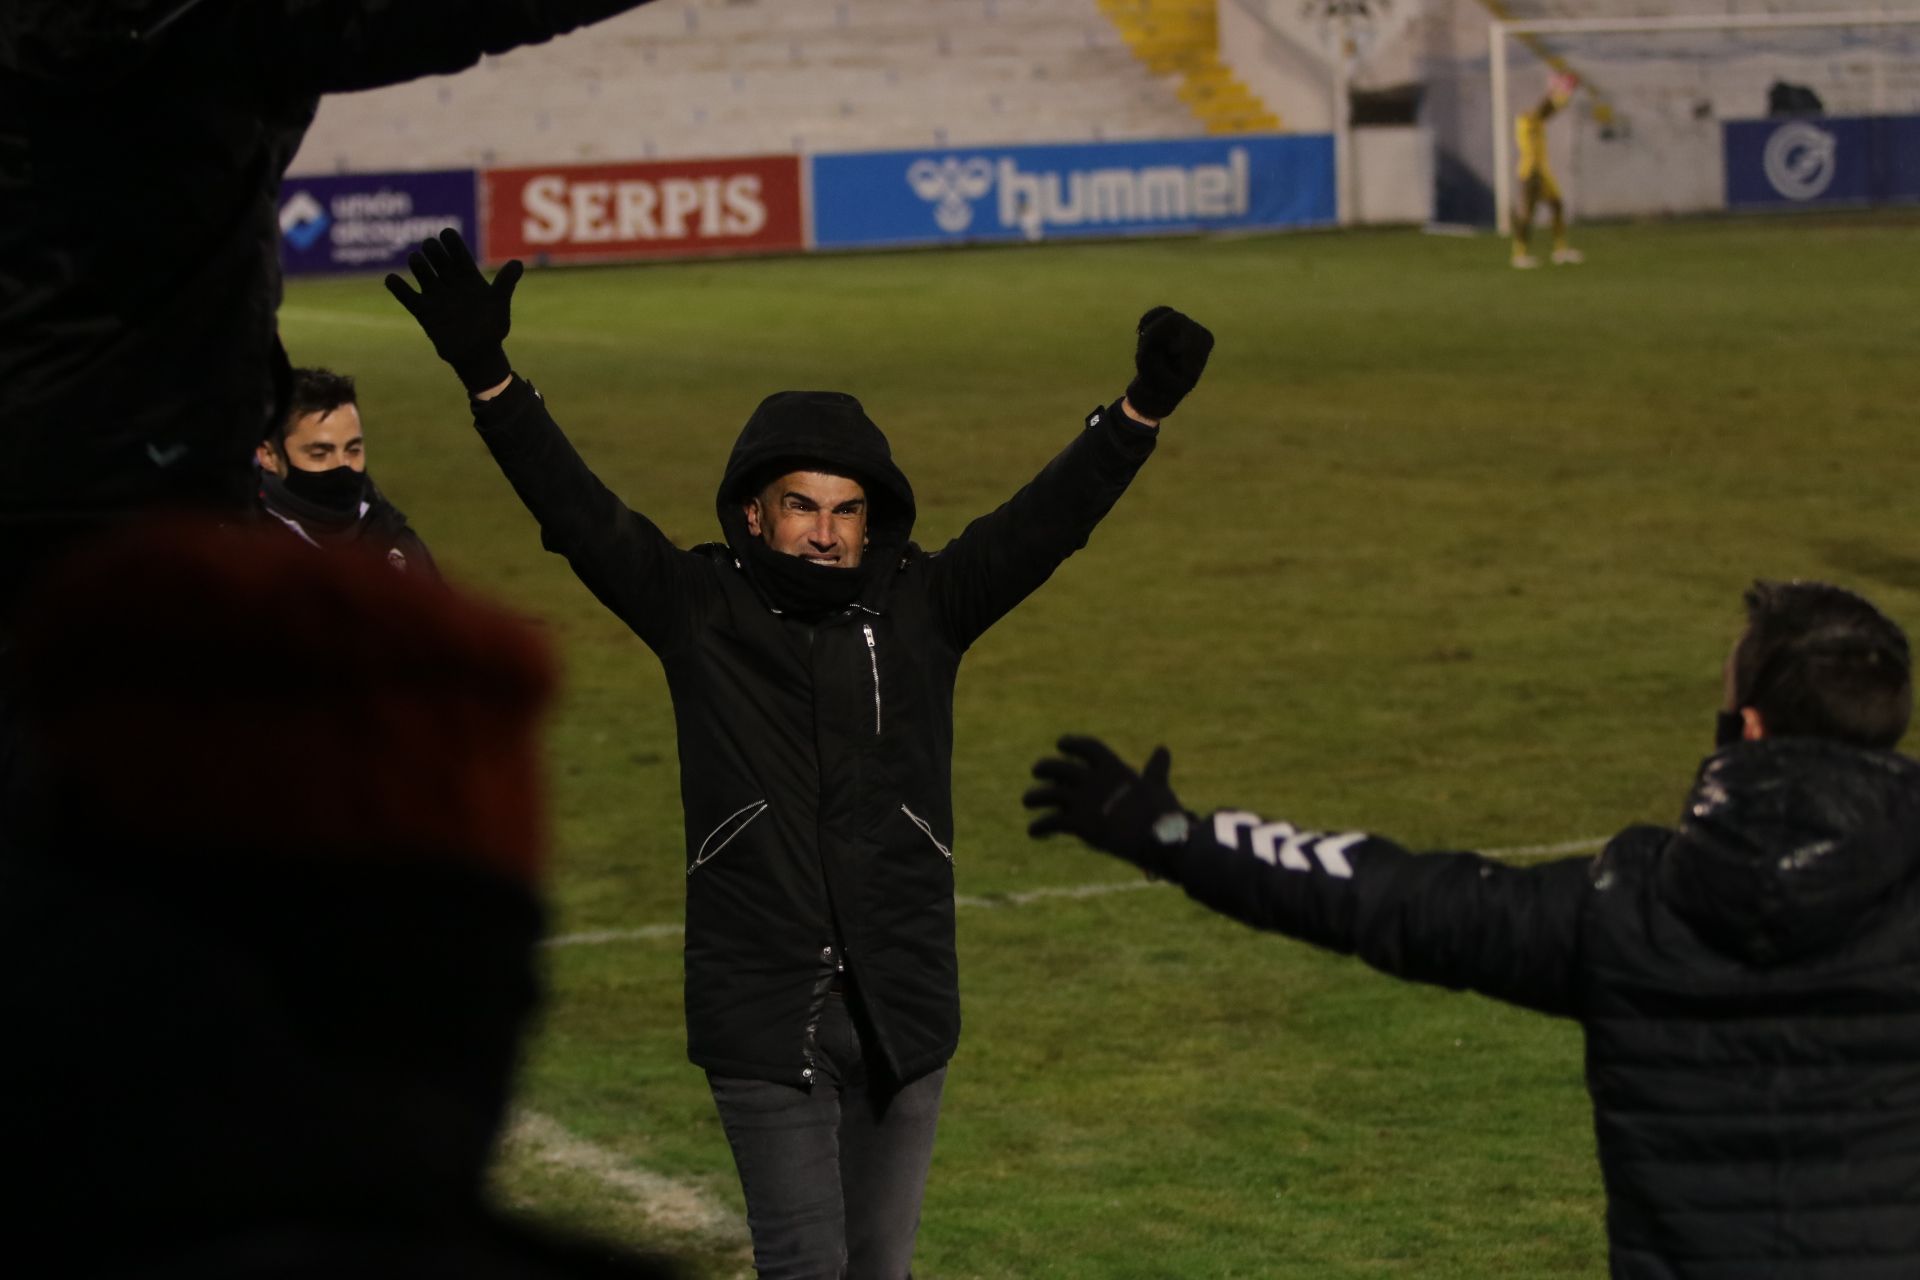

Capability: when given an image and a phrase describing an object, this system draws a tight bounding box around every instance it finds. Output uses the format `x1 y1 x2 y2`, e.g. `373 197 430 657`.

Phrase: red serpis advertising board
483 155 804 262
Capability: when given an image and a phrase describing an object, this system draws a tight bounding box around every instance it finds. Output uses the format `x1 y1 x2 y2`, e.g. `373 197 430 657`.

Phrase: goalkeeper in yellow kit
1512 71 1583 269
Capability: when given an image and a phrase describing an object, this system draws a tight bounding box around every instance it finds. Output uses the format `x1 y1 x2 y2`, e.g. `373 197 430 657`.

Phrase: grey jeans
707 991 946 1280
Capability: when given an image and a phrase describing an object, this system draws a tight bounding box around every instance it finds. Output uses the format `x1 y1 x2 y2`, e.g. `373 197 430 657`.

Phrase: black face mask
1715 710 1746 749
739 532 873 617
281 464 370 515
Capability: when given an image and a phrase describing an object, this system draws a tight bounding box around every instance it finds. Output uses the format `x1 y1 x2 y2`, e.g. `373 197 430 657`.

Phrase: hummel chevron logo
1212 811 1364 879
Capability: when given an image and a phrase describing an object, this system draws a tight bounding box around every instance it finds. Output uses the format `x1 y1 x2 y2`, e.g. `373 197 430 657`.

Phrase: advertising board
279 170 477 276
810 135 1335 250
484 156 805 262
1724 115 1920 209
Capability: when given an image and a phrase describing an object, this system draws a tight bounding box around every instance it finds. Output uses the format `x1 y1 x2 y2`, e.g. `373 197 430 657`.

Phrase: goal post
1490 9 1920 235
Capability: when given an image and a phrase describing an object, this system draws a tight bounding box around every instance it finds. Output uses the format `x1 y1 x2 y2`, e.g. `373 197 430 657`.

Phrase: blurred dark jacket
0 518 679 1278
0 0 657 528
1171 738 1920 1279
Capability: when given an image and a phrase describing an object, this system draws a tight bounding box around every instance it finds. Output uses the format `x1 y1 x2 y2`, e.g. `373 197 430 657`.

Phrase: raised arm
1025 737 1590 1018
925 308 1212 650
157 1 663 97
387 229 707 655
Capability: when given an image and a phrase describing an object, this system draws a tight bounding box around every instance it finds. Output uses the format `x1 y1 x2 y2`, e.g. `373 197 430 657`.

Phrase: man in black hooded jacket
386 228 1214 1279
1028 579 1920 1280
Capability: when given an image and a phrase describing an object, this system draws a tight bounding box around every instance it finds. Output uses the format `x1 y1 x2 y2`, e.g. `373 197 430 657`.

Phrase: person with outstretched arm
1027 580 1920 1280
387 229 1214 1280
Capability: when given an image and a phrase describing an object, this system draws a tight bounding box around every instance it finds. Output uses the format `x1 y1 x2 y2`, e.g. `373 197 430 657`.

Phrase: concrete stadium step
1093 0 1283 133
293 0 1202 174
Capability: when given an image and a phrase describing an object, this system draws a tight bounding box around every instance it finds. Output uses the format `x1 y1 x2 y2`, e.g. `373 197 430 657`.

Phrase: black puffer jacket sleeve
1175 809 1593 1018
924 401 1157 651
472 377 709 655
171 1 661 95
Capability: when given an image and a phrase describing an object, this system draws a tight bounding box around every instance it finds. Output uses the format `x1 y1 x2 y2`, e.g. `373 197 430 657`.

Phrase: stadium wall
276 135 1338 276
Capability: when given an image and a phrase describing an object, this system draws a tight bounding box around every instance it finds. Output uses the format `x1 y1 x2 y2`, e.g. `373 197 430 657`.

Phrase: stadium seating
292 0 1215 173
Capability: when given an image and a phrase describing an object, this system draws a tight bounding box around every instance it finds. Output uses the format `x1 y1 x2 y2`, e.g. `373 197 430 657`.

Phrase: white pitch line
503 1109 748 1244
542 834 1611 948
1485 836 1610 859
545 922 686 949
953 878 1158 909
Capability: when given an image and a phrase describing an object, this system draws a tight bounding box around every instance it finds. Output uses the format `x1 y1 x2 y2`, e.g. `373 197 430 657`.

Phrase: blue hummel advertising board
1725 115 1920 209
278 170 478 275
810 135 1334 250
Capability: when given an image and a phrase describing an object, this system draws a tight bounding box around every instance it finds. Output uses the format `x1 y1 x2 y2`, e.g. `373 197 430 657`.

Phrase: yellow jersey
1515 109 1550 179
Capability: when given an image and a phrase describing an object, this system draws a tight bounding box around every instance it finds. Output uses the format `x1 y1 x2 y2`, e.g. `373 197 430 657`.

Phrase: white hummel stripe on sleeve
1214 812 1261 846
1310 832 1365 879
1212 811 1367 880
1262 826 1315 871
1249 822 1297 868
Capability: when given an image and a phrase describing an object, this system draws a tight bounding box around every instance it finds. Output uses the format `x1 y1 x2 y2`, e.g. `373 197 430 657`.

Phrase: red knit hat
12 516 557 883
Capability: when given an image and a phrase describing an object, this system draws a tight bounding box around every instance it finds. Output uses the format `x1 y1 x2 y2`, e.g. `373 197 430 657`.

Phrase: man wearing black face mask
257 368 438 579
1028 580 1920 1280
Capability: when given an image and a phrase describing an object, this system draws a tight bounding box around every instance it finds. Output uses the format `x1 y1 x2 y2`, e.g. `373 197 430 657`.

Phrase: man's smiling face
743 470 869 569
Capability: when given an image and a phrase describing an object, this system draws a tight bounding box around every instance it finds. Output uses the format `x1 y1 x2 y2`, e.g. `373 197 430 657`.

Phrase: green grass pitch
280 211 1920 1278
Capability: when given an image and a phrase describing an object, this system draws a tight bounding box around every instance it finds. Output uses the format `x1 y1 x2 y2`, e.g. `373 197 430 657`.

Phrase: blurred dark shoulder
0 1 181 76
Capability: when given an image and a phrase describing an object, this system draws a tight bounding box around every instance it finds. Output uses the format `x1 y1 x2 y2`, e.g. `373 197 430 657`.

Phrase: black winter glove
384 228 524 394
1125 306 1214 421
1025 736 1194 878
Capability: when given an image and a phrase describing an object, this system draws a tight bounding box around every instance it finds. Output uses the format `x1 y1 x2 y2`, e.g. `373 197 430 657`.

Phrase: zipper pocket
689 799 768 876
900 804 952 863
862 623 881 735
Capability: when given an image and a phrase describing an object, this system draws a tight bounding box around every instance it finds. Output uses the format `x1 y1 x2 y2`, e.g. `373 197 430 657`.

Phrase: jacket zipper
862 623 881 735
901 804 952 863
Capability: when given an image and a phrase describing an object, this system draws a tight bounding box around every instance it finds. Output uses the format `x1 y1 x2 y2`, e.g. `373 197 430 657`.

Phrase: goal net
1487 4 1920 232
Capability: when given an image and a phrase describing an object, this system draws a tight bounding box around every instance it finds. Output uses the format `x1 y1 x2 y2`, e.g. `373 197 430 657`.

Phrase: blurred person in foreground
0 518 681 1279
0 0 662 607
386 228 1214 1280
1511 70 1583 269
1027 579 1920 1280
257 367 438 577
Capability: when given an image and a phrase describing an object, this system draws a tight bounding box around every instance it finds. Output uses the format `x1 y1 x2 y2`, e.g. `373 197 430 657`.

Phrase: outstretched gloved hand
1125 306 1214 421
385 228 524 394
1025 735 1194 878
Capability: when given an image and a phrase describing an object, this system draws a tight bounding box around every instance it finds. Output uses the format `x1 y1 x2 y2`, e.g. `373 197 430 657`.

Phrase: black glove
1025 736 1193 877
385 228 524 394
1125 306 1214 421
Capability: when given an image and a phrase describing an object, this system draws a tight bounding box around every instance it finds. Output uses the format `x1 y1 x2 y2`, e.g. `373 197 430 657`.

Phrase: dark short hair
1733 580 1912 749
739 459 863 504
270 368 358 451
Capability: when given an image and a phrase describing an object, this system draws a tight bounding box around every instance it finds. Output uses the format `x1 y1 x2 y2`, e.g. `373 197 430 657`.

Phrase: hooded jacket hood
714 391 917 613
1660 737 1920 966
